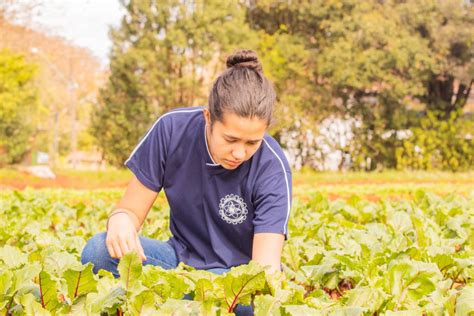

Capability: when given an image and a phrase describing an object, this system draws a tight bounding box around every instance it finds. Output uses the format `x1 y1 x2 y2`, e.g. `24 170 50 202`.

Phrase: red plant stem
450 270 463 290
223 290 230 310
74 271 82 298
229 289 242 312
5 291 16 316
228 274 260 313
39 275 45 308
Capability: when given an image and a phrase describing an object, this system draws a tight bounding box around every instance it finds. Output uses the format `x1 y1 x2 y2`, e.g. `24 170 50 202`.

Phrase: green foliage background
0 0 472 171
90 0 473 170
0 49 38 166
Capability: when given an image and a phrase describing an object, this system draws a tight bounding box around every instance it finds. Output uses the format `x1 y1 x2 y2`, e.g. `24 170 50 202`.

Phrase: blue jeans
81 232 253 316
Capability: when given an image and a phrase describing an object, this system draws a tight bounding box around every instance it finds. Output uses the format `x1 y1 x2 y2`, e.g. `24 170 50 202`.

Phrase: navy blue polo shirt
124 106 292 269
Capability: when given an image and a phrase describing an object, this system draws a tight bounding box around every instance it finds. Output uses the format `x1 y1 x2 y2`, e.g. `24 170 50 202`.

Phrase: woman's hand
105 175 158 261
106 212 147 261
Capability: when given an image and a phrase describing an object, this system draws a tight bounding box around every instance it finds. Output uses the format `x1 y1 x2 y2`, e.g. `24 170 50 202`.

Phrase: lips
225 160 241 167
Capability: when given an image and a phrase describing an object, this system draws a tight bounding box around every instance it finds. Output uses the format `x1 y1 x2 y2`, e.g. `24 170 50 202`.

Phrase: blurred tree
395 0 473 119
0 50 38 165
93 0 256 166
305 1 436 170
247 0 472 170
396 110 474 171
256 28 324 134
0 20 104 166
247 1 331 123
90 0 472 170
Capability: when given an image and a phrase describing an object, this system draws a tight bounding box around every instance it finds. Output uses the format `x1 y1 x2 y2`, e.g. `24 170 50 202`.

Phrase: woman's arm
252 233 285 273
114 175 159 230
106 176 158 260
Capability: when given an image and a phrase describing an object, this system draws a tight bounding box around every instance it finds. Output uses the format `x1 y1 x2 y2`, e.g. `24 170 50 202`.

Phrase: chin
223 164 239 170
222 161 241 169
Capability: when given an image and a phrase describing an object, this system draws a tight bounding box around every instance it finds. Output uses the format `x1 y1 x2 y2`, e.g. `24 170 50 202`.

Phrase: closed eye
224 136 261 145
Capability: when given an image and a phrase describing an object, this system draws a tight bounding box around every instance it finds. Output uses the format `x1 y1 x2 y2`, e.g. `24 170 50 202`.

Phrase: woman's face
203 109 267 170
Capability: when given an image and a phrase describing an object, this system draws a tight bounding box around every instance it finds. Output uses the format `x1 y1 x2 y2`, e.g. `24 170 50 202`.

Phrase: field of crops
0 182 473 314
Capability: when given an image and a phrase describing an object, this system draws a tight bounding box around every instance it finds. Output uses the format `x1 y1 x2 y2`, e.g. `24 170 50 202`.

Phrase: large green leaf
0 270 12 295
254 294 282 316
142 265 190 301
38 270 61 312
118 252 143 291
194 278 217 301
128 289 157 315
387 211 413 236
216 262 267 312
455 285 474 316
411 214 429 248
11 262 41 291
301 256 340 289
344 286 385 312
63 263 97 301
0 245 27 269
328 306 366 316
41 248 81 274
86 287 126 314
17 292 50 315
156 298 201 315
69 295 87 315
282 304 319 315
385 260 442 308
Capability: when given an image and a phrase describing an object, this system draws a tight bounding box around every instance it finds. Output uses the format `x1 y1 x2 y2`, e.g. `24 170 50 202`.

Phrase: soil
0 173 130 190
1 170 471 202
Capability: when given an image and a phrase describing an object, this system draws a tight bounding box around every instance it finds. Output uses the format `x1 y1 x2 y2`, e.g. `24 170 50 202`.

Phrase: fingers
107 239 123 259
118 236 131 255
106 233 146 261
106 240 116 258
106 234 128 259
125 236 145 261
135 236 147 261
106 213 146 260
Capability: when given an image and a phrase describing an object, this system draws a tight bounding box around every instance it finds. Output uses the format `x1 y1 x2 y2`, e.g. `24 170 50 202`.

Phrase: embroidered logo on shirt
219 194 248 225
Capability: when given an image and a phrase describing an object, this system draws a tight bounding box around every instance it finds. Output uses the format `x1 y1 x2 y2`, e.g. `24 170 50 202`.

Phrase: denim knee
81 232 119 275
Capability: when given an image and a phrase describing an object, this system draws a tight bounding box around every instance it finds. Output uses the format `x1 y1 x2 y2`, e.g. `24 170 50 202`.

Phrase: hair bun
226 49 263 73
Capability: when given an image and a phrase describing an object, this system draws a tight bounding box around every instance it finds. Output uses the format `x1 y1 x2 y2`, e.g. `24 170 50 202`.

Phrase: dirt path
3 177 472 190
0 174 130 190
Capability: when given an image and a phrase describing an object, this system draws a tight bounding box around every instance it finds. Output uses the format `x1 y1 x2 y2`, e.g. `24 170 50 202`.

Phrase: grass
293 168 474 183
292 168 474 200
1 167 472 200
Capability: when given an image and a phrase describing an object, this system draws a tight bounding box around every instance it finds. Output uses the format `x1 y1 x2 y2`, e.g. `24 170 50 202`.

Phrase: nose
232 147 245 160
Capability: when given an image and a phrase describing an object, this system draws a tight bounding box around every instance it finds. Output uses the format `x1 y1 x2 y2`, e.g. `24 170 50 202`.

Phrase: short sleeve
124 116 171 192
253 169 292 238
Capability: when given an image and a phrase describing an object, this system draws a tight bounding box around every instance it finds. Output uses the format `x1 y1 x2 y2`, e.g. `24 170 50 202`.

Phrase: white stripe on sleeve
262 138 291 235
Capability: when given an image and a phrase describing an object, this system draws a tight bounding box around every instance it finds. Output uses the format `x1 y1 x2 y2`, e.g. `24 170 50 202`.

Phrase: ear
203 108 211 126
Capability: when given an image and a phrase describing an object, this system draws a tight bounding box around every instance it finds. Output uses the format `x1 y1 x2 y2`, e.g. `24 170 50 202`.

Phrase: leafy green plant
0 189 472 314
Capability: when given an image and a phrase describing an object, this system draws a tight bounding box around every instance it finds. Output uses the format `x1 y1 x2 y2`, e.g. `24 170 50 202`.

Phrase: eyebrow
224 134 262 143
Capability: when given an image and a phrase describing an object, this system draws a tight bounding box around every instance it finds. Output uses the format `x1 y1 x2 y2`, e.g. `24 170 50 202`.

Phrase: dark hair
208 49 276 126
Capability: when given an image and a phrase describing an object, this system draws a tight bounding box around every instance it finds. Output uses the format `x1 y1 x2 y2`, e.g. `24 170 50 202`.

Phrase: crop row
0 189 472 315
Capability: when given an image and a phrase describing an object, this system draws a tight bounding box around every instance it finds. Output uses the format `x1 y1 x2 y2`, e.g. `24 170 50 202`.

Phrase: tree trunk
426 76 473 118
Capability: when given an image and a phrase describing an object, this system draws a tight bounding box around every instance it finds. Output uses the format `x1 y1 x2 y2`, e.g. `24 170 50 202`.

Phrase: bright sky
32 0 124 65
